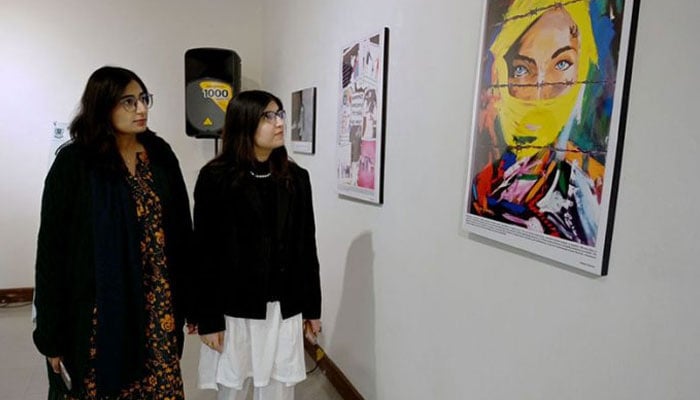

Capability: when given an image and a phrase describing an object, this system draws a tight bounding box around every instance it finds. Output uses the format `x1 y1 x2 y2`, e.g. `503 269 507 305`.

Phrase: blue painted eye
555 60 572 71
513 65 529 78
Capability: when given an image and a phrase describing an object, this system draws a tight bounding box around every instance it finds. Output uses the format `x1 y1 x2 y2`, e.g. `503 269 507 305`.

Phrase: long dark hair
208 90 291 184
69 66 153 170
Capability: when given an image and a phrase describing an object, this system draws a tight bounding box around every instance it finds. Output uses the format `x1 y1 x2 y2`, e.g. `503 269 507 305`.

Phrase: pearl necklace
249 170 272 179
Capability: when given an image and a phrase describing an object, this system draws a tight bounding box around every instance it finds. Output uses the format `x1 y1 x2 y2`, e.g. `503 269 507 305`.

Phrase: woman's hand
200 331 225 353
47 356 62 374
185 323 198 334
304 319 322 344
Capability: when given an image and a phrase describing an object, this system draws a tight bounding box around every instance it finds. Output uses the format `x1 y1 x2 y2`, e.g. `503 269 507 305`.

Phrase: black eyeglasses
119 93 154 112
261 109 286 122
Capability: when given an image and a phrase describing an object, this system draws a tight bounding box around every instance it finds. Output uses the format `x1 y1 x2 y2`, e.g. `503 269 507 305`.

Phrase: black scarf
90 169 146 396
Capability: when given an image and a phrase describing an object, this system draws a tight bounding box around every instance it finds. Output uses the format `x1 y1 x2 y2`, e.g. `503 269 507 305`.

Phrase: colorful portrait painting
463 0 638 275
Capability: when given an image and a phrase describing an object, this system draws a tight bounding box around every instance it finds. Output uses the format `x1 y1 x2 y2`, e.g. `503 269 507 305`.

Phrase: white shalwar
198 301 306 399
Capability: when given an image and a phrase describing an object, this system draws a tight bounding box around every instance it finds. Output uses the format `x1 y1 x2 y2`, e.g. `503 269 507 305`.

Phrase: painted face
253 101 285 161
111 80 149 136
506 8 580 100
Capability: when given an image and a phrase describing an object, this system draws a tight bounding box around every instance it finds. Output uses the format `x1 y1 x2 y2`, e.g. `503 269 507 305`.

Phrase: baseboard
0 287 34 305
304 339 364 400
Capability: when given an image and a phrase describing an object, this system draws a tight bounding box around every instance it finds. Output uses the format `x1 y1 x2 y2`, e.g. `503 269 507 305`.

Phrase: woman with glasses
33 66 193 399
191 90 322 400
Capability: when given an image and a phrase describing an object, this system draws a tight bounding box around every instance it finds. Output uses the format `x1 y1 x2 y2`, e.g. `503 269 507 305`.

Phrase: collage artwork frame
336 27 389 204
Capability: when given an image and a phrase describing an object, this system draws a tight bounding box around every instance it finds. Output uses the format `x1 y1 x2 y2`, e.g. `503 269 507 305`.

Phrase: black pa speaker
185 48 241 138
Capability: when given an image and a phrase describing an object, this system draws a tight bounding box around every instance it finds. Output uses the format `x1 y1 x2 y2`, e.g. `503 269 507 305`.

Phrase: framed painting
462 0 640 276
336 27 389 204
291 87 317 154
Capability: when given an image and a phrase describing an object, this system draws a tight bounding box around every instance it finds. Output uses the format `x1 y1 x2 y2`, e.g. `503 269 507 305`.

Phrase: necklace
249 170 272 179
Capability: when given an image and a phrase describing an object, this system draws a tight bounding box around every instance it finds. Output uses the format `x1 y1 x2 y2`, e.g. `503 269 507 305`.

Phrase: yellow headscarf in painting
490 0 598 158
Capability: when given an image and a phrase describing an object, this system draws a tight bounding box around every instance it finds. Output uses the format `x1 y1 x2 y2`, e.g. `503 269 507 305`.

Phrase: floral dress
67 152 184 400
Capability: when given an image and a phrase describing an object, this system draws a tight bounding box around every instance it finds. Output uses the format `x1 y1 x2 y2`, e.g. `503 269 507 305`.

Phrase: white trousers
217 378 294 400
198 302 305 397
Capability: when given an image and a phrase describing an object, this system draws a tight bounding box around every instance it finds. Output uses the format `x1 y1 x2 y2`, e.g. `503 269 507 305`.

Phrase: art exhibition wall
2 0 699 399
260 1 699 399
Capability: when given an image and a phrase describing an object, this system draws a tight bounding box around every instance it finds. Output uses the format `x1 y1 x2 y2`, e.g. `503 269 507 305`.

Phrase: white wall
260 1 700 399
3 0 700 399
0 0 263 287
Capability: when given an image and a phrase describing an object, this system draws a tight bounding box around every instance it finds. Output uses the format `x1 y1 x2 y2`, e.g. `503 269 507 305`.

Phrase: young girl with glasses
190 90 322 400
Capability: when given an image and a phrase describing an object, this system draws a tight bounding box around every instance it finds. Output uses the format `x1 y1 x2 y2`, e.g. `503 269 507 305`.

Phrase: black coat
191 162 321 335
33 133 193 395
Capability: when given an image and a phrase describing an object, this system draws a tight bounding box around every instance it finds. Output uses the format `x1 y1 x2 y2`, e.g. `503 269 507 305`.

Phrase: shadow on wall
332 231 377 399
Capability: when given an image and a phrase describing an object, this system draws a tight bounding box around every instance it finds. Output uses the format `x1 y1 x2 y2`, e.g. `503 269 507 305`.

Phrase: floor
0 303 343 400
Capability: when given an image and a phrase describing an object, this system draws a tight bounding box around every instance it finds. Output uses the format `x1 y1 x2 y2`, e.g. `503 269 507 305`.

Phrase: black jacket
191 162 321 334
33 133 193 395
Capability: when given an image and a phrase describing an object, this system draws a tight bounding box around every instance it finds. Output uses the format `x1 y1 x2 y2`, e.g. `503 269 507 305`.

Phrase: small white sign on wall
48 121 70 168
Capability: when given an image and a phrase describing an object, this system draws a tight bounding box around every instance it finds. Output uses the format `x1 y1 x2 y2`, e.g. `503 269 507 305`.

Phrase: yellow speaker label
199 81 233 112
203 117 213 126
